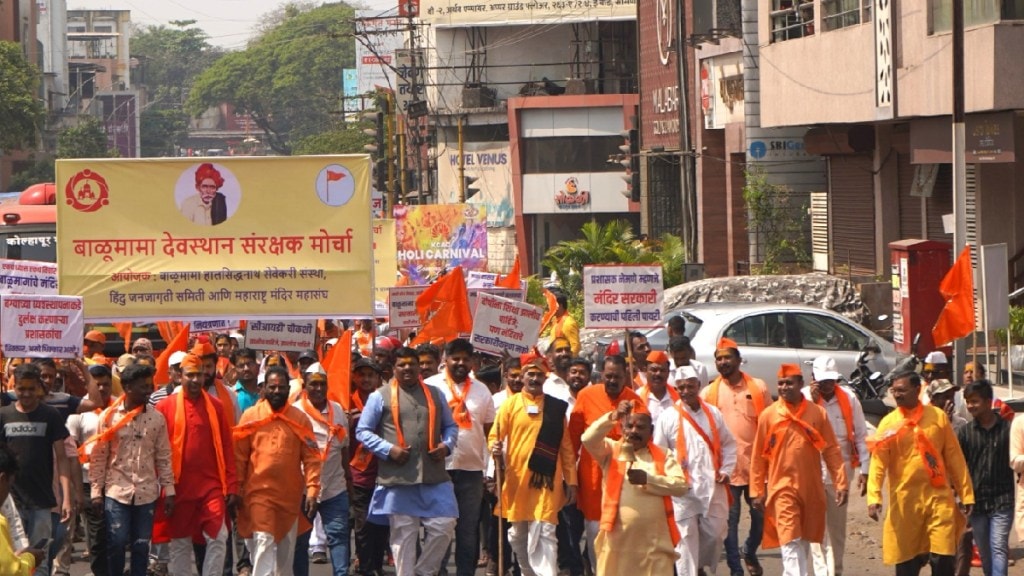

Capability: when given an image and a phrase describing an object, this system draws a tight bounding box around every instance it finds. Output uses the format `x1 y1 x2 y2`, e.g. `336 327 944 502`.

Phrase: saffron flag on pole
113 322 133 353
154 323 190 386
494 254 521 289
538 288 558 335
932 245 976 346
326 329 353 409
412 267 472 345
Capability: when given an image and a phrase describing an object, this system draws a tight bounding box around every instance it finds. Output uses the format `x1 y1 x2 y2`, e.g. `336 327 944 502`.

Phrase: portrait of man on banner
176 162 242 226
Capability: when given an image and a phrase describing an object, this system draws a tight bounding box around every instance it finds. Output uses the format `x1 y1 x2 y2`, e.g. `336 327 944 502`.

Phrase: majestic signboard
56 156 373 321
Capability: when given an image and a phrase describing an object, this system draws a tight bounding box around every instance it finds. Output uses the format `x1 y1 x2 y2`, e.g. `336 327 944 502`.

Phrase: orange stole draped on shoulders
704 374 767 415
172 391 228 494
868 403 947 488
817 387 860 468
600 442 680 546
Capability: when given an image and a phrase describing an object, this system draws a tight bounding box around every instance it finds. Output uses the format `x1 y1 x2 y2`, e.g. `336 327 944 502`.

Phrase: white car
642 302 899 397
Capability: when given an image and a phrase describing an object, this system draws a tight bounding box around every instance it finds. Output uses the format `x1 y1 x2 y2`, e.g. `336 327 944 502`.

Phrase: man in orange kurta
751 364 848 576
234 366 322 576
568 354 645 565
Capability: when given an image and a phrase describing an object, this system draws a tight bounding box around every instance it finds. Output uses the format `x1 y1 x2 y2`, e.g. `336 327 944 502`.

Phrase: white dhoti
810 483 848 576
781 538 811 576
247 522 298 576
508 521 557 576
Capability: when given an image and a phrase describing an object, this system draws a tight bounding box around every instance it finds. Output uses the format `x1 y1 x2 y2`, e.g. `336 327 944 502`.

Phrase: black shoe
311 551 328 564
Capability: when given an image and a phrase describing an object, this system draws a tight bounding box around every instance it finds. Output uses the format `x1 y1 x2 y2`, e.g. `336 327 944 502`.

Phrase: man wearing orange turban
180 163 229 226
750 364 848 576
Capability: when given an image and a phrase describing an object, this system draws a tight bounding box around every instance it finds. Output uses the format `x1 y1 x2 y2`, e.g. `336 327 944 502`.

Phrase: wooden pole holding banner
624 329 634 385
493 416 505 574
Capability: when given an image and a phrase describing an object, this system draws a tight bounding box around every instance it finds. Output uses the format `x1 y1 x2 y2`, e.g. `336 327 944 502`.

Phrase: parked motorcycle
849 348 887 400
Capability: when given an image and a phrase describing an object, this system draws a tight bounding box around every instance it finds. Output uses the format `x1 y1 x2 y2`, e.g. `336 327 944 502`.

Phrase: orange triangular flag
155 323 190 386
538 288 558 335
932 245 976 346
494 255 521 289
327 330 353 409
412 267 472 345
113 322 133 353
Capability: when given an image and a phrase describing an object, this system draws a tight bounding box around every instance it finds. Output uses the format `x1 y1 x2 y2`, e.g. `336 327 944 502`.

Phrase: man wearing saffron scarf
867 371 974 576
89 364 175 576
192 341 241 424
424 338 495 576
637 350 677 423
488 352 576 576
355 346 458 576
568 354 645 567
654 366 736 576
804 356 869 576
235 366 322 575
293 363 350 576
750 364 848 576
583 399 688 575
155 354 238 576
700 338 771 576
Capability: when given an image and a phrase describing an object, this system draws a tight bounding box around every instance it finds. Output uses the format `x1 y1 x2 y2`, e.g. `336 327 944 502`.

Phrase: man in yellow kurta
489 352 577 576
542 292 579 355
234 366 322 575
583 399 688 576
750 364 848 576
867 371 974 575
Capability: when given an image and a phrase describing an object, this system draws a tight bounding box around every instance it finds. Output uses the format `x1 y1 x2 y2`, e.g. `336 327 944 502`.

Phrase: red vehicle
0 182 57 263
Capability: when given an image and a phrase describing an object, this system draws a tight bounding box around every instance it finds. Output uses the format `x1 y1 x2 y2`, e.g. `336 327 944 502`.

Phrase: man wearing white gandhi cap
655 364 737 576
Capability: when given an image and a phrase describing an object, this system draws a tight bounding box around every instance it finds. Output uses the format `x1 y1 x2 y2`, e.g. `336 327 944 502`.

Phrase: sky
68 0 395 49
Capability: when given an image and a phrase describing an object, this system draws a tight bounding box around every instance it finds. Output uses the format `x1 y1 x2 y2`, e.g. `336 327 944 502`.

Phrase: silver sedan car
642 302 899 396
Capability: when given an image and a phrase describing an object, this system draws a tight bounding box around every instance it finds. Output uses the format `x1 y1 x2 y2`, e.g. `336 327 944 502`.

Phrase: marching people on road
701 338 771 576
488 351 576 576
804 355 870 576
636 350 678 423
583 398 689 575
750 364 848 576
355 346 459 576
654 365 736 576
868 371 974 576
348 358 389 576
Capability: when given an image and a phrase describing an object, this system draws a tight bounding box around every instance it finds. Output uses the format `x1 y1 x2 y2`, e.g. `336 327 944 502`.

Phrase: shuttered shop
828 155 876 275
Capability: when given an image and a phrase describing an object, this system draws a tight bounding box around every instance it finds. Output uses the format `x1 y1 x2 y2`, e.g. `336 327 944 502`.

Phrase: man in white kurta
655 366 737 576
583 400 688 576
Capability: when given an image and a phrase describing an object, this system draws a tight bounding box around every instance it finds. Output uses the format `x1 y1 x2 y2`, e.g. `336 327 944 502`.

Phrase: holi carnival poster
394 204 487 284
56 156 373 321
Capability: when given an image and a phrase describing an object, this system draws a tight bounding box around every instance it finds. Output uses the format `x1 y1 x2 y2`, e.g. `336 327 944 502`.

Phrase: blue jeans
294 491 351 576
104 498 155 576
969 507 1012 576
19 507 51 576
725 484 764 576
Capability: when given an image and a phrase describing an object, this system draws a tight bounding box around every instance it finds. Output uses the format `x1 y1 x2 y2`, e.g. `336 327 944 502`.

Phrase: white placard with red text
583 265 664 329
0 258 58 295
0 295 84 358
470 293 542 356
244 319 317 352
388 286 428 329
468 288 523 315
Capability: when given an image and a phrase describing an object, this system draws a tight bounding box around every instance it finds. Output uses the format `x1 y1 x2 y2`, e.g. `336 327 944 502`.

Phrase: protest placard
583 265 664 329
468 288 523 315
0 259 58 295
0 295 84 358
244 319 317 352
388 286 428 329
466 271 527 291
189 319 240 333
470 292 542 356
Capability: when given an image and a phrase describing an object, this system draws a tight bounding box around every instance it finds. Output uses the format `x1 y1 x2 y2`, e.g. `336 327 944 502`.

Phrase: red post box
889 239 952 356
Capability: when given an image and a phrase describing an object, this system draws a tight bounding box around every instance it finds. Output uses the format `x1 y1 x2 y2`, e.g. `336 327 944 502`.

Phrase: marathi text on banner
56 156 373 321
244 319 317 352
583 265 664 329
0 295 84 358
470 293 543 356
468 288 523 315
0 258 58 295
394 203 487 284
189 319 240 334
421 0 637 26
389 286 428 329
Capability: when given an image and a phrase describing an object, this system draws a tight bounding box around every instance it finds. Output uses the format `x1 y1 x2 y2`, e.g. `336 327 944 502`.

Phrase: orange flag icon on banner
154 324 190 386
932 245 976 346
113 322 133 353
494 255 521 289
412 267 472 345
326 329 353 410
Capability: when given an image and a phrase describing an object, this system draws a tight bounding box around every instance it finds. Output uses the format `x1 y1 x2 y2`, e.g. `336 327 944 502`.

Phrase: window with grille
771 0 815 42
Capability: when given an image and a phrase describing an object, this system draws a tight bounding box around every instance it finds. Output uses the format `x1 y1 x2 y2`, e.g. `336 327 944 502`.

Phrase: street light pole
952 0 967 370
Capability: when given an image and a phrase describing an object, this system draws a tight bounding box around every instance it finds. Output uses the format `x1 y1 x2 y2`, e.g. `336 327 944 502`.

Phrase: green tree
7 158 55 192
132 21 222 156
743 167 810 274
187 2 358 155
291 124 372 155
0 41 45 153
58 117 117 159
